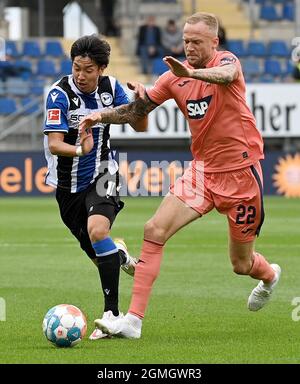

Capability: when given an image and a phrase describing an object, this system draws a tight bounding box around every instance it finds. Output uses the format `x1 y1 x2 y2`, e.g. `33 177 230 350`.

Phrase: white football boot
89 310 124 340
247 264 281 311
94 313 142 339
114 238 137 277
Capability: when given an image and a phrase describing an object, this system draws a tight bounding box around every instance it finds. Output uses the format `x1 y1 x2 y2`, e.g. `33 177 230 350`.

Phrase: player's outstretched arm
79 94 157 133
163 56 238 85
189 63 239 85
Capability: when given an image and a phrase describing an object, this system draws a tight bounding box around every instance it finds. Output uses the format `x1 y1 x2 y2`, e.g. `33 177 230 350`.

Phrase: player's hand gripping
79 126 94 155
163 56 193 78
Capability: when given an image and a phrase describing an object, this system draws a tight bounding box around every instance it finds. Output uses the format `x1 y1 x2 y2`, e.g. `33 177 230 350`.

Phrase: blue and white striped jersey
44 74 129 193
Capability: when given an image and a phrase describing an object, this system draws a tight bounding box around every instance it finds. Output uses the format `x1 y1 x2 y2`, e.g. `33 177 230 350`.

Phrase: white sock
125 313 142 329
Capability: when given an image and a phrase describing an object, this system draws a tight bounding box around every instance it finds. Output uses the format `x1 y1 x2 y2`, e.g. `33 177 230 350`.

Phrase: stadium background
0 0 300 366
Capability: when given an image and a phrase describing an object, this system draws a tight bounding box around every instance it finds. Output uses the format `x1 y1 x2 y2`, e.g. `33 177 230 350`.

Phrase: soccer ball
42 304 87 347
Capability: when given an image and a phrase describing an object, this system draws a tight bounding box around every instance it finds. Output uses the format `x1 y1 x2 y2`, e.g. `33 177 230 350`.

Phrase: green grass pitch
0 196 299 364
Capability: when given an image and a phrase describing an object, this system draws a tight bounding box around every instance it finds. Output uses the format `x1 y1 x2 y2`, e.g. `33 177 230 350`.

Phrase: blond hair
185 12 218 36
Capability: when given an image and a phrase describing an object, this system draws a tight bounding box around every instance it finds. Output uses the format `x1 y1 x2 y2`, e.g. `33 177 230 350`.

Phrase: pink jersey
147 51 264 172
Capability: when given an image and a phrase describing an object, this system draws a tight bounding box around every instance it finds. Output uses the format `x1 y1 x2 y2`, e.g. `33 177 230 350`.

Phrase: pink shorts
170 160 264 242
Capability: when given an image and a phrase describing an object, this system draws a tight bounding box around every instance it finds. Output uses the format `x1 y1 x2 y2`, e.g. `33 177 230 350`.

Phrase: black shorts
55 175 124 259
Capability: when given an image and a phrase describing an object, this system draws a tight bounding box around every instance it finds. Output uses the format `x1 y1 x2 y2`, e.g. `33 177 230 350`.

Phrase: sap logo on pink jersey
186 95 212 119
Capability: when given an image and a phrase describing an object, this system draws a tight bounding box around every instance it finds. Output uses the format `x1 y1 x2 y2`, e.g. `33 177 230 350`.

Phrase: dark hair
70 34 110 67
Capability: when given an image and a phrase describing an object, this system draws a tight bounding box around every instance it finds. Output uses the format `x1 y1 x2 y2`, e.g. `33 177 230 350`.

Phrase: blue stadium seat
0 98 17 114
227 40 247 57
14 60 32 79
36 59 57 77
260 5 281 21
242 59 261 77
59 59 72 76
268 40 289 57
282 3 295 21
23 41 42 57
45 41 64 57
247 41 267 57
284 60 295 77
152 58 168 76
264 59 282 76
5 41 19 57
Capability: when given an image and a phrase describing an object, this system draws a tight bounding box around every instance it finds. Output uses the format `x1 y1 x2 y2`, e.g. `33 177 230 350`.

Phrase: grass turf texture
0 196 299 364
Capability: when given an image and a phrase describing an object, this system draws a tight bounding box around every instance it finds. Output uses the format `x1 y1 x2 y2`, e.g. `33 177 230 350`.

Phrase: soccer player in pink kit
80 12 281 338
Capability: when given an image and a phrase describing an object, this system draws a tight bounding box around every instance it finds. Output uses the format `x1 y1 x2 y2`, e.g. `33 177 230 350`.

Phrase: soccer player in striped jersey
80 13 281 339
43 35 147 340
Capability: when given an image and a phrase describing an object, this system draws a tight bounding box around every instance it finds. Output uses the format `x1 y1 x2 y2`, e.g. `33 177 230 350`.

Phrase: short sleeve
146 71 172 105
114 80 130 107
217 51 241 70
44 88 69 134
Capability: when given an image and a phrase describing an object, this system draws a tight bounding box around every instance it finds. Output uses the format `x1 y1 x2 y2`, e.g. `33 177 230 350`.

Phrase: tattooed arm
79 94 157 133
163 56 239 85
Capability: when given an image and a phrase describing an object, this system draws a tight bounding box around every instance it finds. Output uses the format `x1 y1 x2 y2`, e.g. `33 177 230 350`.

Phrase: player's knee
232 260 252 275
144 219 167 243
88 226 109 243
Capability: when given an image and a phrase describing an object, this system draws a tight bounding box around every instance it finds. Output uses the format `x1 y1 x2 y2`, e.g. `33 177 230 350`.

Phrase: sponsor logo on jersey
186 95 212 119
47 109 61 125
178 80 191 87
100 92 113 106
220 56 236 65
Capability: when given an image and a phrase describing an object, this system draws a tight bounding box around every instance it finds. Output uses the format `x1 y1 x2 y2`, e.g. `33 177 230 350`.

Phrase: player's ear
213 36 219 49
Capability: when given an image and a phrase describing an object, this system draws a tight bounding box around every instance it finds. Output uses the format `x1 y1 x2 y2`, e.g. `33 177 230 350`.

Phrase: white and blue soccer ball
42 304 87 347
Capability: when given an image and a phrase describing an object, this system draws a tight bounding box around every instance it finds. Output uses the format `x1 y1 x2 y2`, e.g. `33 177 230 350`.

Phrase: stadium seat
264 59 282 76
59 59 72 76
260 5 281 21
5 41 19 57
14 60 32 79
282 3 295 21
152 57 168 76
247 41 267 57
45 41 64 57
36 59 57 77
0 97 17 114
227 40 247 57
284 60 295 77
242 59 261 77
23 41 42 58
268 40 289 57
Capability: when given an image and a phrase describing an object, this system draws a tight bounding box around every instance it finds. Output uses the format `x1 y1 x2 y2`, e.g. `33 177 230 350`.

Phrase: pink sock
249 252 275 283
128 239 164 319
